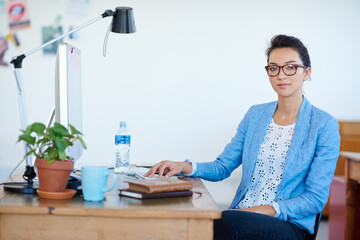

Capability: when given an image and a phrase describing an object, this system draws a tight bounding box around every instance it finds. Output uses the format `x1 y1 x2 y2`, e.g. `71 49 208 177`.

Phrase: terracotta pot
35 158 74 192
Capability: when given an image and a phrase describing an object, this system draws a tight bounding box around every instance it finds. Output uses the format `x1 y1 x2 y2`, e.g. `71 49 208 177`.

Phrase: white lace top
236 119 295 213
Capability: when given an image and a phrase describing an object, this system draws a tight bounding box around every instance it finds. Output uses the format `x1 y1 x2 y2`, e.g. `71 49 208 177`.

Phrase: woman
145 35 340 240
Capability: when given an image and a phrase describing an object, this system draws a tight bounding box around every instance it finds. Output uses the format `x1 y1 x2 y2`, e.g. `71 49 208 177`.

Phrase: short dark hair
266 35 311 68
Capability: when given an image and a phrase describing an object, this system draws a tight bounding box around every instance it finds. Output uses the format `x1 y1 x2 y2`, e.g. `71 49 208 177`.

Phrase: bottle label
115 135 130 145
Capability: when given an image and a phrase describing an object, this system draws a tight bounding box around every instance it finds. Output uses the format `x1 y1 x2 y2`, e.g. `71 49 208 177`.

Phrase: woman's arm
231 205 276 217
145 160 192 178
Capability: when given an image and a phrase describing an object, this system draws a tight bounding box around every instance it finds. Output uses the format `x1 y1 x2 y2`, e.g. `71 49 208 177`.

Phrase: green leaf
55 137 69 152
24 150 35 158
18 134 36 145
25 125 32 135
48 129 62 142
52 123 69 136
76 136 87 150
47 128 57 139
18 121 86 161
31 123 46 135
58 150 67 161
38 138 48 145
69 124 82 135
45 148 57 161
46 159 55 164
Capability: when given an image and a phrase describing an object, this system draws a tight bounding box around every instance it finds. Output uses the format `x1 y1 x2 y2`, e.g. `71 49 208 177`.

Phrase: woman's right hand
144 160 193 178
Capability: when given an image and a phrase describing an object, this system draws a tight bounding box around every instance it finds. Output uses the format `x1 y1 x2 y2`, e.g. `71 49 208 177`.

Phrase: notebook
124 178 193 194
119 189 193 199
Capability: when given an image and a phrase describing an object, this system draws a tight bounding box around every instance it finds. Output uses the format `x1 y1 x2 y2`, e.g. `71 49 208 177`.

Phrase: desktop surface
0 172 220 240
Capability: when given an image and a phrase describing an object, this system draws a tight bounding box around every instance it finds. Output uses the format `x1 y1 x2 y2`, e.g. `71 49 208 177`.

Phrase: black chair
309 213 322 240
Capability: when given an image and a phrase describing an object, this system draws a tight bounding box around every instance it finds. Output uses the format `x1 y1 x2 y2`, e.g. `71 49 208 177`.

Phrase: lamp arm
11 9 114 69
9 9 114 183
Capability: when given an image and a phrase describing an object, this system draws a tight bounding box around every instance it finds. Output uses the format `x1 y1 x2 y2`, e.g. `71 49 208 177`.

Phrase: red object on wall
5 0 31 31
329 176 346 240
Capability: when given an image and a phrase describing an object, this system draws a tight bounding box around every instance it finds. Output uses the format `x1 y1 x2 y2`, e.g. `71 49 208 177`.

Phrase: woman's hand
144 160 193 178
230 205 276 217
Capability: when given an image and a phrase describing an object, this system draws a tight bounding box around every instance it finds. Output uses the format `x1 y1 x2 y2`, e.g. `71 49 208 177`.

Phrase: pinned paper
69 26 80 40
5 0 31 31
42 25 63 55
0 37 9 66
5 32 20 47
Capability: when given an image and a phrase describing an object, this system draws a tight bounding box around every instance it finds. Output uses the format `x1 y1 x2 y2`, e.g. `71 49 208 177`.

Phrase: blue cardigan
191 97 340 234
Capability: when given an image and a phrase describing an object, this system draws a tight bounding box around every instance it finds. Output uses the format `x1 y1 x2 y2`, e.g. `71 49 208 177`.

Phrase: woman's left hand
230 205 276 217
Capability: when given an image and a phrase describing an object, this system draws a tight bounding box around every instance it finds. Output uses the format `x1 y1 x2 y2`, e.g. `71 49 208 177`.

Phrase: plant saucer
36 189 76 199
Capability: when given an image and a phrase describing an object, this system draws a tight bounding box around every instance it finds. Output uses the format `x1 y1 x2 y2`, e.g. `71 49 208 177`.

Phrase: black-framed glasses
265 64 307 77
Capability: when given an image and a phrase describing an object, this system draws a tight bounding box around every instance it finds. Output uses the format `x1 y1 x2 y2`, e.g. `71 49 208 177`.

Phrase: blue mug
81 165 117 201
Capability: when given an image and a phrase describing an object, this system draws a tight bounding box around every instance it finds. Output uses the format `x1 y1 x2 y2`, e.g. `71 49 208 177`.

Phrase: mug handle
102 173 117 193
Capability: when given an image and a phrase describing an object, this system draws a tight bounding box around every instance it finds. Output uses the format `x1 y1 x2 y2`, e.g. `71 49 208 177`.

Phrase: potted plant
18 122 86 193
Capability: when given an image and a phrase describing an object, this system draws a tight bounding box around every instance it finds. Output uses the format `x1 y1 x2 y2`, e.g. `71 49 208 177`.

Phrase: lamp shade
111 7 136 34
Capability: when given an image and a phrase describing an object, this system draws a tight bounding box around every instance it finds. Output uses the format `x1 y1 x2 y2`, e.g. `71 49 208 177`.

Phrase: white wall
1 0 360 208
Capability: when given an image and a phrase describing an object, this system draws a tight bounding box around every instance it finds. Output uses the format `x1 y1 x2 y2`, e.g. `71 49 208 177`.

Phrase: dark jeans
214 210 311 240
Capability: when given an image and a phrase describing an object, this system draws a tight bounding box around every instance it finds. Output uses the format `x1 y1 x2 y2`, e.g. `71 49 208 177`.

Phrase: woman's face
267 47 311 99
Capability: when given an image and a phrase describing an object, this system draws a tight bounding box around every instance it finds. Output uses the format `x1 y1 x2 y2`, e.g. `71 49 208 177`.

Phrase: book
124 178 193 194
119 189 193 199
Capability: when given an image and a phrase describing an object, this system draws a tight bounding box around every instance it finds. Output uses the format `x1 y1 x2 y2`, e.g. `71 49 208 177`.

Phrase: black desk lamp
3 7 136 194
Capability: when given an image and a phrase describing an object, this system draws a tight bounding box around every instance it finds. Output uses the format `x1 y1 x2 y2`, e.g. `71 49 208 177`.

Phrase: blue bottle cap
120 121 127 128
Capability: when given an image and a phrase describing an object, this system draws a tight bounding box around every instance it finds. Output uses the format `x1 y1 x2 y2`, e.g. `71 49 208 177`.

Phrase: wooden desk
341 152 360 240
0 174 221 240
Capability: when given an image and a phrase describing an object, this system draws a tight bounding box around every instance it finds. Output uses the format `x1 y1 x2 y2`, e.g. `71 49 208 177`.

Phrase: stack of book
119 178 193 199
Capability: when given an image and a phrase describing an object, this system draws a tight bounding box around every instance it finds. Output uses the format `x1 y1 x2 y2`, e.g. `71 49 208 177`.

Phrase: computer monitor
3 43 83 193
55 43 83 161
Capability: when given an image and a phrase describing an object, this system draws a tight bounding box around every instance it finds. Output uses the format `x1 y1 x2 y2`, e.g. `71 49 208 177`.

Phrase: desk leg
345 159 360 240
356 187 360 240
346 178 357 240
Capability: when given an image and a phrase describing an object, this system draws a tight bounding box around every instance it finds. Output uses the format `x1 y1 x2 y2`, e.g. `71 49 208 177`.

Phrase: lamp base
3 182 39 194
3 176 81 194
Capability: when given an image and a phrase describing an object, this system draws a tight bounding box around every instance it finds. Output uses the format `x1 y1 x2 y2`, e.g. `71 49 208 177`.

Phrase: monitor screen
55 43 83 161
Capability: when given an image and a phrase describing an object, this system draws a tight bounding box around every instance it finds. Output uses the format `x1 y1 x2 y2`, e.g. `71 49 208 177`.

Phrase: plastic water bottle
115 121 131 172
